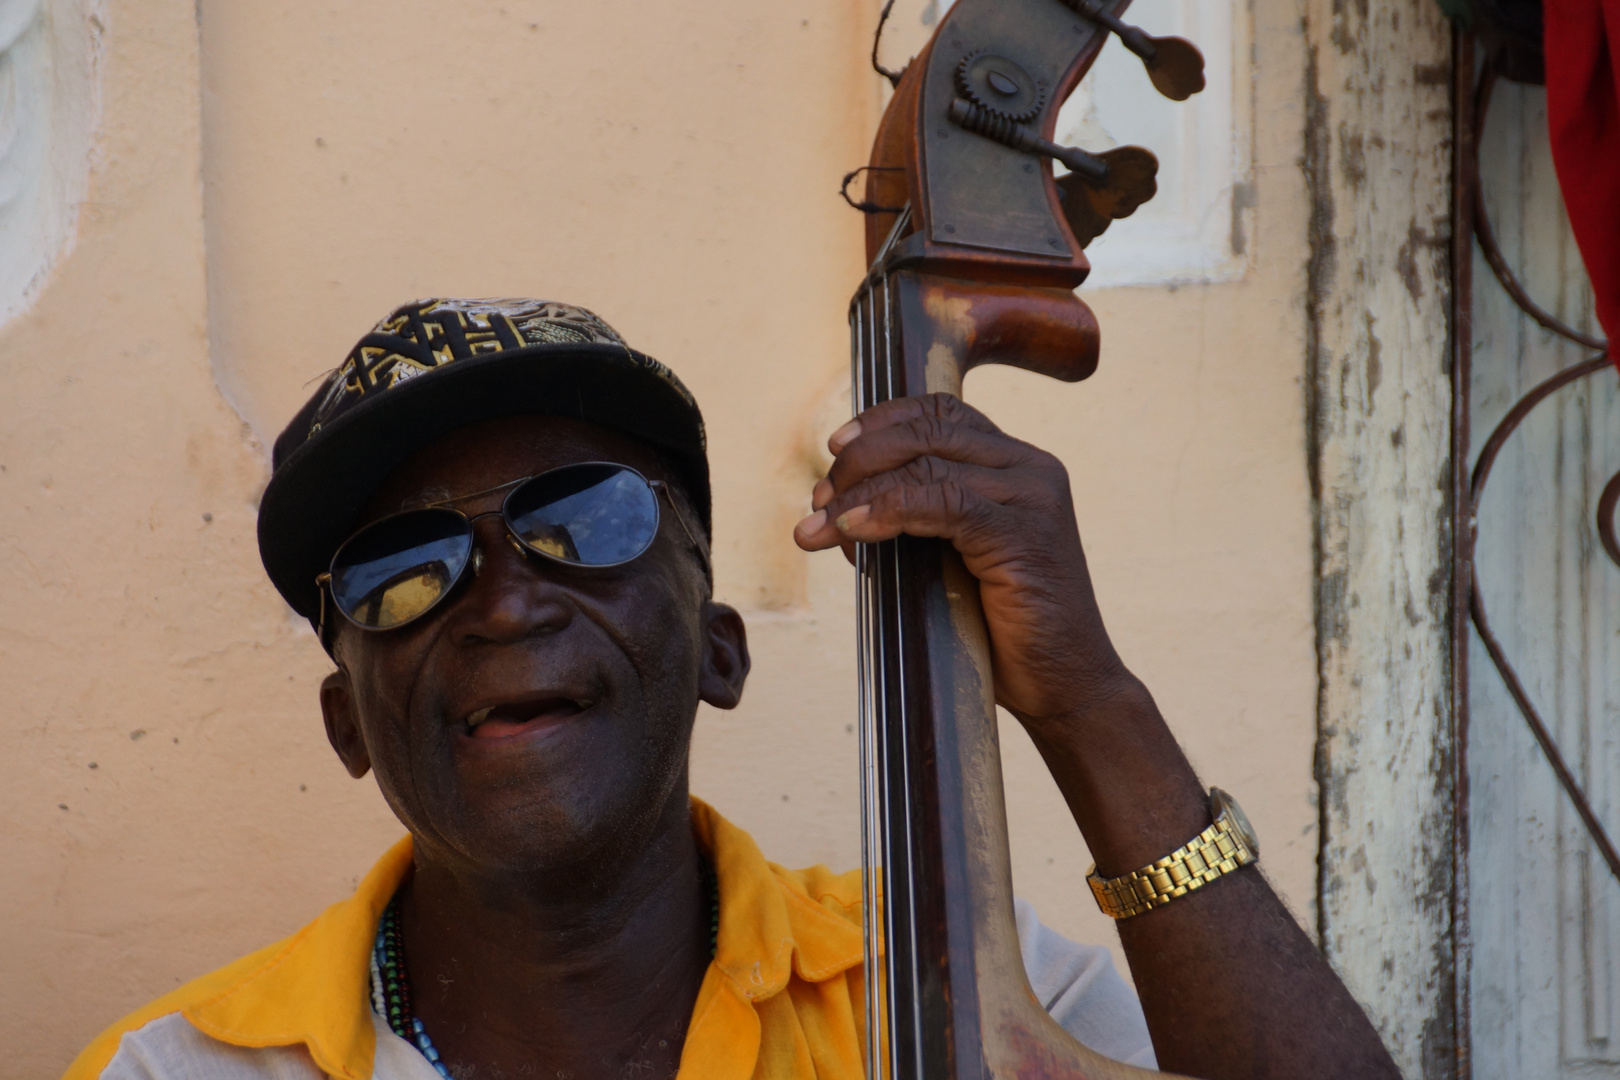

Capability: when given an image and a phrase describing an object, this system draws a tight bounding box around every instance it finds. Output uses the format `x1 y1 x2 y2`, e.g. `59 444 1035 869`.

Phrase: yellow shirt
63 798 870 1080
63 799 1153 1078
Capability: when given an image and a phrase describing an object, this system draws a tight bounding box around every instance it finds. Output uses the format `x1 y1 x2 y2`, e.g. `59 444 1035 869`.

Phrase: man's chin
423 783 682 883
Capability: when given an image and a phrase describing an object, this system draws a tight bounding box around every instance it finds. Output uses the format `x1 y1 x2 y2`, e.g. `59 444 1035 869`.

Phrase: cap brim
257 342 709 619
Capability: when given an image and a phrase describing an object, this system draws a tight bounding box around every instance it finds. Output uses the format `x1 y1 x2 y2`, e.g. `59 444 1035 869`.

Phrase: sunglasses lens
505 463 659 566
329 509 472 629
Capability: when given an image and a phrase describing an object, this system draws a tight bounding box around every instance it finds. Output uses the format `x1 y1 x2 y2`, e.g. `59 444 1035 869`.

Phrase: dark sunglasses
315 461 707 639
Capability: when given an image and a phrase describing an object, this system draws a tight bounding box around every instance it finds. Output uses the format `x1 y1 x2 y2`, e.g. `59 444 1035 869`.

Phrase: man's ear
320 670 372 779
697 601 750 710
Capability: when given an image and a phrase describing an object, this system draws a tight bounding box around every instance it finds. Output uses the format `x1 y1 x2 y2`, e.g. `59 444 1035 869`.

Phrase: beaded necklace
371 863 721 1077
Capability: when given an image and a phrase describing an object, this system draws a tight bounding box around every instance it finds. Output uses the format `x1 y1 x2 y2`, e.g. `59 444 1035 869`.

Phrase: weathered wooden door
1466 76 1620 1079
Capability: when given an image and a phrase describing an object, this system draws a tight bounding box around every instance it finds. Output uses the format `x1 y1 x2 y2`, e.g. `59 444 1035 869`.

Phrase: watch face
1211 788 1259 857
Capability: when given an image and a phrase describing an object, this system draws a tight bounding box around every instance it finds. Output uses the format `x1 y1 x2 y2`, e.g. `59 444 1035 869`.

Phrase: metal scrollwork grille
1465 58 1620 887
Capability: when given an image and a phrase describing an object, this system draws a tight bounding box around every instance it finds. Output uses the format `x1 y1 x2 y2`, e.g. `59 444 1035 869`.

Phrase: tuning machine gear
947 98 1107 182
955 50 1048 124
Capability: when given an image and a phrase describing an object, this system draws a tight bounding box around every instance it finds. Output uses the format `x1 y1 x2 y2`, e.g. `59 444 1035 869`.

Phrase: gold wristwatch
1087 788 1259 920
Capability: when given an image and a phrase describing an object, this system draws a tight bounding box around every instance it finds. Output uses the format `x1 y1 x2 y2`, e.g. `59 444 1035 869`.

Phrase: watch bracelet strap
1087 817 1256 920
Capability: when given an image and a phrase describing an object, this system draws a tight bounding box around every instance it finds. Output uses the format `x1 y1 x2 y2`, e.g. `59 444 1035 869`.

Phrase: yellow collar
165 798 864 1080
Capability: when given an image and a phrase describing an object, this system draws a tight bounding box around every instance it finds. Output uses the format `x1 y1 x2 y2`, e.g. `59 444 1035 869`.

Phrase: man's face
319 415 747 881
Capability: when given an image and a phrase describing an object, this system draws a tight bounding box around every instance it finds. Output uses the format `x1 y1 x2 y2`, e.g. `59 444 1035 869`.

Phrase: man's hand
793 392 1401 1080
792 393 1129 732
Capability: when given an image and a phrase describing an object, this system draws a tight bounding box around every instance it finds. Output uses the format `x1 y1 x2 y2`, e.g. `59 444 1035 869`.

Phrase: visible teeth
467 707 494 728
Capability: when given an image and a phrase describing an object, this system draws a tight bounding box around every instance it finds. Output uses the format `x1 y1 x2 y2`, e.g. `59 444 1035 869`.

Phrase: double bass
845 2 1205 1077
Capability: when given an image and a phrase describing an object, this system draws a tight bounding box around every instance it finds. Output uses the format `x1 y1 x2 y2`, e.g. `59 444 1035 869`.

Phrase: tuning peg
1135 36 1206 102
1063 0 1206 101
947 98 1113 182
1054 146 1158 248
943 99 1159 249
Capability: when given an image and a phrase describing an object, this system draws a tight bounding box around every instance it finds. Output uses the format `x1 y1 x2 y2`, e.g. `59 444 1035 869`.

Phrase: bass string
853 283 883 1080
872 271 903 1080
853 209 916 1080
879 267 925 1080
868 275 899 1080
855 273 903 1080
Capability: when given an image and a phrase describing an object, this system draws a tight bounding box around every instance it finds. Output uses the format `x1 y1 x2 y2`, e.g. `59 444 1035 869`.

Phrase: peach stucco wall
2 1 1315 1074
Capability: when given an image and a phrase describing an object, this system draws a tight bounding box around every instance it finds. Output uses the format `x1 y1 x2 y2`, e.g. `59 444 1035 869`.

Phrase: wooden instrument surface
848 2 1200 1077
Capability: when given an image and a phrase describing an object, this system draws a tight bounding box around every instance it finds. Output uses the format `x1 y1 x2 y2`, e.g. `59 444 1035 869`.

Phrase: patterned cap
259 298 709 620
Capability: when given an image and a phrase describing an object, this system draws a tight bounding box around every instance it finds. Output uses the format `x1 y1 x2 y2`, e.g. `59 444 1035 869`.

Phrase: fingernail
811 477 833 510
836 505 871 531
829 419 861 453
796 509 827 536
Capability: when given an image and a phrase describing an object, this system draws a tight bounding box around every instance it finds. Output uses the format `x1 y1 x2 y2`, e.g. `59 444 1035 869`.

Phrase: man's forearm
1021 678 1400 1080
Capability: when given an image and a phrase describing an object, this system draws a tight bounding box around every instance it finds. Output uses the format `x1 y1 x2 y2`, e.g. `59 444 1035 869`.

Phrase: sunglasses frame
314 461 709 645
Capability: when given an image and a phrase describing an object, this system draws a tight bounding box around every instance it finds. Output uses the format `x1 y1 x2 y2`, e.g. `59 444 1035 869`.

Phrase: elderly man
65 299 1397 1080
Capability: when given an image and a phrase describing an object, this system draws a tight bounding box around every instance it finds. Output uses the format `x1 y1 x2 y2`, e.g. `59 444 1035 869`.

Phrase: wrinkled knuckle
919 455 954 485
913 411 951 447
950 394 998 430
940 481 977 521
900 458 932 485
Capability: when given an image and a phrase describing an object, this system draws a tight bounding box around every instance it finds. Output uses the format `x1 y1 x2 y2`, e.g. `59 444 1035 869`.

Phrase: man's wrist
1018 672 1211 876
1036 668 1155 729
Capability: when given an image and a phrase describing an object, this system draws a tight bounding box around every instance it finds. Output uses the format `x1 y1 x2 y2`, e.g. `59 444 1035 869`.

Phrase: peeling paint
1340 126 1367 190
1414 63 1449 87
1365 313 1382 404
1302 40 1334 511
1304 0 1456 1074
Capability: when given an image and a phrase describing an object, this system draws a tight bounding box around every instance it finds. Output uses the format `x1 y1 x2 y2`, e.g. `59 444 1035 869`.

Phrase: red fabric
1544 0 1620 359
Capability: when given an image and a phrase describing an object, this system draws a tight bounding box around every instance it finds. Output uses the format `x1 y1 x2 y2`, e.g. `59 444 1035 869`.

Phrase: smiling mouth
464 697 588 740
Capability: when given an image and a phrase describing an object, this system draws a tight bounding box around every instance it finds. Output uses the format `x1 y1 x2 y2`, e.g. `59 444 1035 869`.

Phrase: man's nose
445 512 574 646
